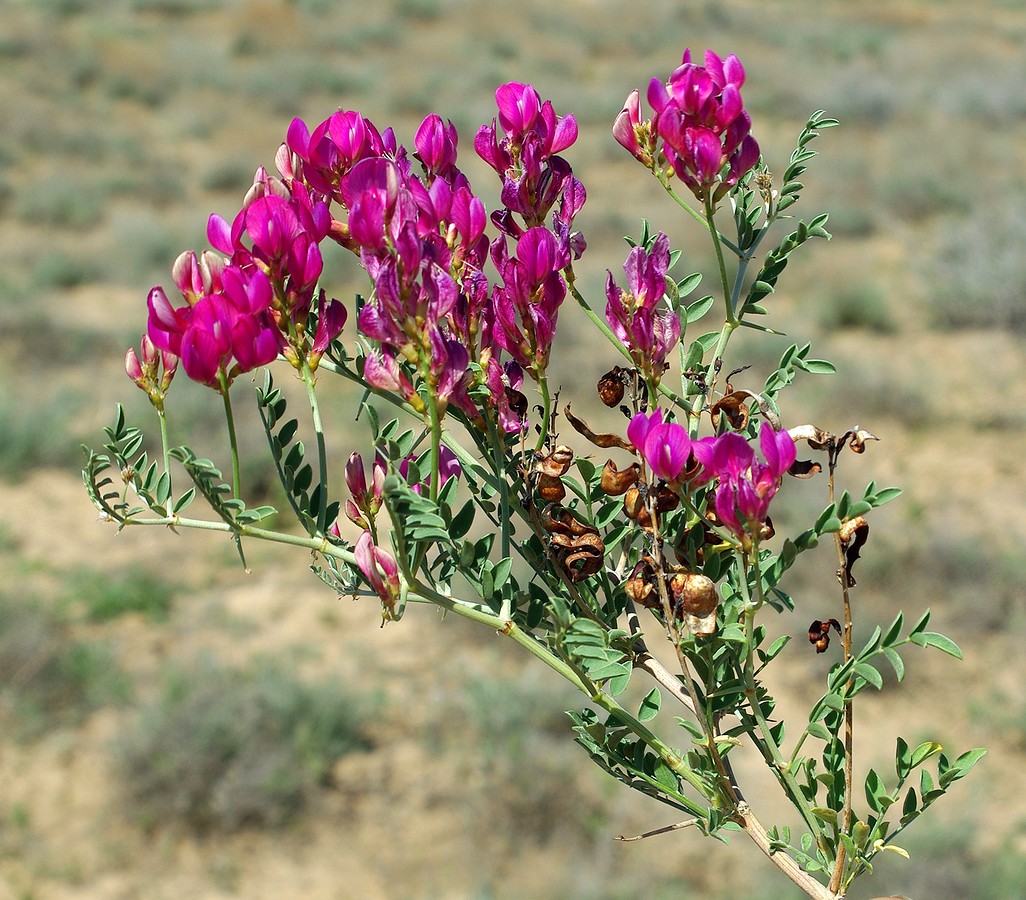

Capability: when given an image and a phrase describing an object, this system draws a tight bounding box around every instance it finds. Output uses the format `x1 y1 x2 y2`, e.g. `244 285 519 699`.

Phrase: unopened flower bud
125 348 145 387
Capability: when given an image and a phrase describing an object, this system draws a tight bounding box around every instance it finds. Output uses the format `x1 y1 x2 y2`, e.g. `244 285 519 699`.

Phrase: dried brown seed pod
597 367 627 407
535 473 566 503
654 484 680 513
710 389 756 430
601 460 640 496
808 618 841 653
625 557 659 609
533 445 574 478
554 532 605 582
507 387 528 419
623 486 645 520
670 572 719 636
837 516 869 588
564 404 634 450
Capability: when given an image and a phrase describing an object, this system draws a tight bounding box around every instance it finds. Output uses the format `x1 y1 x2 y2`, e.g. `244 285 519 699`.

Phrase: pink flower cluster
614 49 759 204
279 83 584 428
628 412 796 541
693 422 797 539
145 167 347 389
139 80 584 433
605 232 681 384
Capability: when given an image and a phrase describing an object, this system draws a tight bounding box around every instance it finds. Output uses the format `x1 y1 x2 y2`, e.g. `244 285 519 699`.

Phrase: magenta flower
414 114 459 180
618 49 759 204
475 82 583 232
309 293 348 369
628 409 692 483
354 530 401 617
692 422 796 538
344 451 385 528
279 109 387 203
147 265 278 390
490 227 568 375
399 445 462 495
605 232 681 384
485 357 528 434
363 349 418 407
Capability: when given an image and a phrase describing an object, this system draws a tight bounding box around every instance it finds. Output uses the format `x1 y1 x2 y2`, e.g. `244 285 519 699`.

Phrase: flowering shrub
83 49 983 898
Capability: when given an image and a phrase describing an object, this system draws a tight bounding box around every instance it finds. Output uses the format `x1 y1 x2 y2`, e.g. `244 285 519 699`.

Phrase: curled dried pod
539 504 596 538
808 618 841 653
601 460 640 496
625 557 659 609
548 526 605 583
535 473 566 503
623 486 645 520
670 572 718 637
565 404 634 450
559 533 605 582
710 389 755 431
837 515 870 588
534 445 574 478
839 516 868 544
654 484 680 514
597 367 627 407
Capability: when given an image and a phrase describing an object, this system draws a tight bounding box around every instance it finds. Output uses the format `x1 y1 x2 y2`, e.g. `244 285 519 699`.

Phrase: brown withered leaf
564 404 634 451
838 516 869 587
601 460 640 496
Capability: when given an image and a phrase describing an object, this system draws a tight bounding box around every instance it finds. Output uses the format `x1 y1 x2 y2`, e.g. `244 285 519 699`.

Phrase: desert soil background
2 0 1026 897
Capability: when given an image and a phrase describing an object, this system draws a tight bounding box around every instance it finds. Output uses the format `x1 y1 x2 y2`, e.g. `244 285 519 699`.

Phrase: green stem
740 548 826 845
218 372 241 498
655 172 742 257
828 458 856 895
704 196 734 323
158 408 172 510
427 393 442 502
485 416 512 619
688 318 737 437
300 359 329 535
